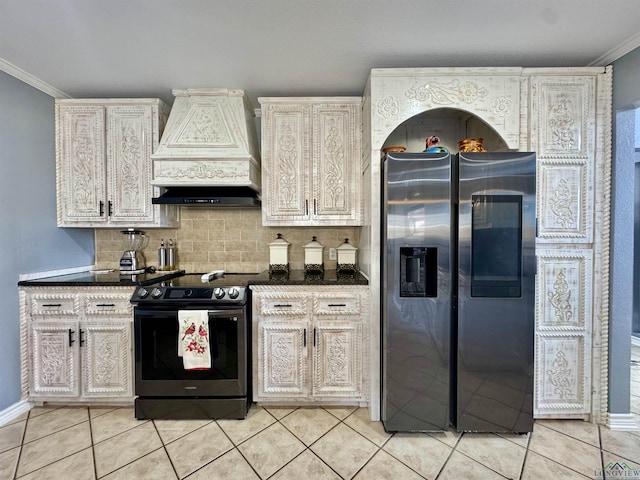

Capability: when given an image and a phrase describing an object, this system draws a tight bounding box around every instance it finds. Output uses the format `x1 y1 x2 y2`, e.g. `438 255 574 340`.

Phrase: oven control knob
213 287 225 299
151 288 163 299
184 289 193 297
228 287 240 299
137 288 149 299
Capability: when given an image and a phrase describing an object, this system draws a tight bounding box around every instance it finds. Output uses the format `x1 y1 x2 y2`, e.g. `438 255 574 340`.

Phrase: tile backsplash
95 208 360 273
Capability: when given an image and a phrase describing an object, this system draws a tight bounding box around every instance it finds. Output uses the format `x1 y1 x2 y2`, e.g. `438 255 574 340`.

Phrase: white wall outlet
329 248 337 260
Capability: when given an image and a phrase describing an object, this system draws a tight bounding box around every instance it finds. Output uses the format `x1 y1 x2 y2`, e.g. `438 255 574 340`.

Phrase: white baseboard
0 400 32 427
607 413 639 431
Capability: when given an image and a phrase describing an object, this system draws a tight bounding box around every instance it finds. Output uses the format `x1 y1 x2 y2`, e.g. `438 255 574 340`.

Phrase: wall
95 208 359 273
0 71 95 410
611 46 640 415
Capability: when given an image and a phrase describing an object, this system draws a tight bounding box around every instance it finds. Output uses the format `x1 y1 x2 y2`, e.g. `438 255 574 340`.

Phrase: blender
119 228 148 273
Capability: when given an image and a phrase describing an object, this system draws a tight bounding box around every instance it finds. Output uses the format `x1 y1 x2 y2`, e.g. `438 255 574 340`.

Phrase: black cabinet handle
68 329 75 347
305 199 309 216
79 329 85 347
274 304 292 308
99 201 104 216
42 303 62 307
327 304 347 307
95 303 115 307
313 328 316 347
314 199 317 215
108 201 113 217
303 328 307 347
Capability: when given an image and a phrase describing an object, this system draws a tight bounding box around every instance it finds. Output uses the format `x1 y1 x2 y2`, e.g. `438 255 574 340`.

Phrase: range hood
151 89 261 199
152 186 261 208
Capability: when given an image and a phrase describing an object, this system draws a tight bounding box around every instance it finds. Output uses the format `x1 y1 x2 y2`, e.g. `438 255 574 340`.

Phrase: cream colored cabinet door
256 320 309 400
56 105 107 225
312 318 362 399
260 102 312 223
260 97 362 226
56 99 178 228
82 321 133 400
312 102 362 224
29 321 81 398
105 105 157 225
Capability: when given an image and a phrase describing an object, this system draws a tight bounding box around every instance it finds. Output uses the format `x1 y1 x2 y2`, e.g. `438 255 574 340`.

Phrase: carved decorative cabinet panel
251 286 369 405
55 99 178 228
259 321 308 398
82 322 132 398
20 287 135 404
535 249 593 415
30 321 80 397
259 98 362 226
313 320 362 398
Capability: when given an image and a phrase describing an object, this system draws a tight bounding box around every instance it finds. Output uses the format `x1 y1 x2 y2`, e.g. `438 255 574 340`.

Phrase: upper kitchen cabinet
55 99 179 228
259 97 363 226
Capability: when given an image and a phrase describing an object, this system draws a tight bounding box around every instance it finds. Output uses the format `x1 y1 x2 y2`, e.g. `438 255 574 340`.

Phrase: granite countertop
248 269 368 286
18 269 186 287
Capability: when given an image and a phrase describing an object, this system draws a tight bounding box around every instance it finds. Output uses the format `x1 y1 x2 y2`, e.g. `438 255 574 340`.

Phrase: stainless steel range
131 271 257 420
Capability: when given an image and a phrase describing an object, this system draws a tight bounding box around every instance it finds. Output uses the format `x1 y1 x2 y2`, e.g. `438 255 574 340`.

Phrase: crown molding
0 57 69 99
590 32 640 66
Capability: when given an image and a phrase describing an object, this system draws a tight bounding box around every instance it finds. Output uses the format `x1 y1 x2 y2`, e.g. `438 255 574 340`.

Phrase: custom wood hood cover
151 88 261 191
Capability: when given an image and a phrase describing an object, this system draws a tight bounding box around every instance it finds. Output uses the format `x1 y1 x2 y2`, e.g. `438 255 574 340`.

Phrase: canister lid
269 233 290 246
304 236 324 249
337 238 357 251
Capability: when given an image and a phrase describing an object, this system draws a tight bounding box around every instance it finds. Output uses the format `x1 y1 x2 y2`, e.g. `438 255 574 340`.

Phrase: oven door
134 306 247 397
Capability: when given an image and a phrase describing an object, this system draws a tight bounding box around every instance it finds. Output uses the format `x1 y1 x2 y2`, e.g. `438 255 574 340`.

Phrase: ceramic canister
303 236 324 272
269 233 290 273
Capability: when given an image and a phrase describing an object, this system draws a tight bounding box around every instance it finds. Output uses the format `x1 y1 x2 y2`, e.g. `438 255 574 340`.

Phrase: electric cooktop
130 271 260 305
158 272 260 287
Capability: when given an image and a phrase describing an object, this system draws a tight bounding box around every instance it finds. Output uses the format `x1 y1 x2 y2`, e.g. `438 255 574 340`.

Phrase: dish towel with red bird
178 310 211 370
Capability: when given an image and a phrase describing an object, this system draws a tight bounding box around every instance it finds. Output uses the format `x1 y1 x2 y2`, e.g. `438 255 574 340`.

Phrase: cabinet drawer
259 296 308 316
313 294 360 315
29 294 79 316
84 295 132 316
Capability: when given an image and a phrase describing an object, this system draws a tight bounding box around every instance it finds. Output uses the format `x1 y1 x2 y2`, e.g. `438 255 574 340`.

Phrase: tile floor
1 345 638 480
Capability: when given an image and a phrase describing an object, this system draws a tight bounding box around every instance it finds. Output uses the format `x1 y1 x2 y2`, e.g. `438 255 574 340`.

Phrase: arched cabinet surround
362 67 612 424
381 107 511 154
370 67 523 152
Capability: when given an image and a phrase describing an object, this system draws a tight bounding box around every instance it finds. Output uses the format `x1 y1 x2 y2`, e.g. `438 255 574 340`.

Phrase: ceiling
1 0 640 109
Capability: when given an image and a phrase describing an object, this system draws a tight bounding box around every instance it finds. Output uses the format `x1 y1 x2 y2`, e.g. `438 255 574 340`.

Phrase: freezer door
456 152 536 433
382 152 452 432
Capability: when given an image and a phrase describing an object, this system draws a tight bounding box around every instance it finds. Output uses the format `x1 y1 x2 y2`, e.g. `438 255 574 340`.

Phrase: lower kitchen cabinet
251 285 369 405
20 287 134 404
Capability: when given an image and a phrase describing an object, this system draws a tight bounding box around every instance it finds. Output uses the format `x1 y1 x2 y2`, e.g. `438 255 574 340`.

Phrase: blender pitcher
119 228 148 272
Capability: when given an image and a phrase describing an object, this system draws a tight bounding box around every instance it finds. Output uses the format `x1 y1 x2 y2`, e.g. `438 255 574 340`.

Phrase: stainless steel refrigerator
381 151 536 433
